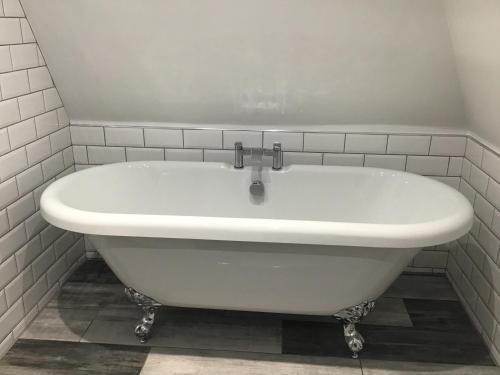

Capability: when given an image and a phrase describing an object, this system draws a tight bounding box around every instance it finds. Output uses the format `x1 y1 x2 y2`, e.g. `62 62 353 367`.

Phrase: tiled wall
0 0 85 357
71 123 467 270
447 137 500 363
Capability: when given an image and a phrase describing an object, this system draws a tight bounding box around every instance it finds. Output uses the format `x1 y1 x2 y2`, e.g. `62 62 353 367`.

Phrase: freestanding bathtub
40 161 473 357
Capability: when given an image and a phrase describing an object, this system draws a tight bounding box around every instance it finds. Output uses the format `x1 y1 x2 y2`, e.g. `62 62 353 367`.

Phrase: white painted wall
21 0 466 128
444 0 500 149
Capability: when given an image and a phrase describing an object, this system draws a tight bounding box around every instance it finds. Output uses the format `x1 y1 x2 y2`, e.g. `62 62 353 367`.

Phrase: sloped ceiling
21 0 466 127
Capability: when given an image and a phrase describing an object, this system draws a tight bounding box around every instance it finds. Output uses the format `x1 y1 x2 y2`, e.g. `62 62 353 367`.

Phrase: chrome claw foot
333 300 375 359
125 287 162 344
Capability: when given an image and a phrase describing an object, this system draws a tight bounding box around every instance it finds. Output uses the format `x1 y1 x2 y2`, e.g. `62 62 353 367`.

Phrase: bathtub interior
54 161 466 225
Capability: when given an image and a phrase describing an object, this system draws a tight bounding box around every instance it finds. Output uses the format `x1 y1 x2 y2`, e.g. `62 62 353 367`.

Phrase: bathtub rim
40 161 473 249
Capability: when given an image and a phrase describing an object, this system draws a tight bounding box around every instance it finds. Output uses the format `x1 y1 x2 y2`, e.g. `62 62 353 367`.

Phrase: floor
0 260 498 374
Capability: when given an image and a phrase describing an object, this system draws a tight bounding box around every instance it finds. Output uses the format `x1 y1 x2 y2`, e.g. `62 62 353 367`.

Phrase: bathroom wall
444 0 500 150
447 137 500 364
0 0 85 357
20 0 467 128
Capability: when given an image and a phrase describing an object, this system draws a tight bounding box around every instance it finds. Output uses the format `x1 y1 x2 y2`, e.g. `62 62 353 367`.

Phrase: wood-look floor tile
139 347 362 375
20 308 97 342
361 359 499 374
82 307 282 354
0 339 149 375
68 260 121 284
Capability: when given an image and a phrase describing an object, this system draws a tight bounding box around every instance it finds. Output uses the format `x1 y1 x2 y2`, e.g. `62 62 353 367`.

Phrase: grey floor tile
20 308 97 342
363 297 412 327
384 275 458 301
361 359 500 374
82 307 282 354
0 339 149 375
140 347 362 375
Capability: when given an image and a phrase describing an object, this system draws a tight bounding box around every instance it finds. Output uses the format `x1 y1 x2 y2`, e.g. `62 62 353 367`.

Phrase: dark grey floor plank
68 260 121 284
384 274 458 301
0 339 149 375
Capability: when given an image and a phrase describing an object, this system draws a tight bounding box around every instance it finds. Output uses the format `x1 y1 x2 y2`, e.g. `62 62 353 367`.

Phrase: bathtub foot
333 300 376 359
125 287 162 343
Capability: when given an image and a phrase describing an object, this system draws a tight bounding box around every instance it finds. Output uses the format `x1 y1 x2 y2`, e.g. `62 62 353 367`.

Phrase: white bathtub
40 161 473 356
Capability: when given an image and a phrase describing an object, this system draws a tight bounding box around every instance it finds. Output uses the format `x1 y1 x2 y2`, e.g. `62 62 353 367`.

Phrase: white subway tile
466 138 484 166
0 46 12 73
364 155 406 171
26 136 51 166
0 178 18 210
34 110 59 137
23 275 47 312
20 19 35 43
5 267 34 308
203 150 233 163
7 193 35 228
72 145 88 164
461 158 472 182
144 128 183 148
475 298 496 339
474 194 495 227
27 67 52 92
406 156 449 176
184 129 222 149
466 237 485 269
126 147 164 161
345 134 387 154
24 211 47 239
284 152 322 165
0 256 17 290
66 239 85 266
33 179 53 210
7 118 36 149
0 223 26 263
303 133 344 153
70 126 104 145
165 148 202 162
432 176 460 190
478 224 500 262
323 153 364 167
0 70 30 99
2 0 24 17
0 210 8 237
0 147 27 181
0 300 24 344
56 166 73 179
447 157 463 176
10 44 38 70
41 153 64 180
14 236 42 272
18 91 44 120
263 132 302 151
412 251 448 268
49 127 71 153
223 130 262 150
42 88 63 111
47 256 67 287
471 217 481 239
482 150 500 183
492 211 500 239
56 108 69 127
53 232 74 259
87 146 126 164
36 46 44 66
62 147 74 167
469 165 489 196
387 135 430 155
105 127 144 147
430 136 466 157
40 225 63 249
0 98 20 128
459 180 475 205
16 164 43 196
0 18 22 45
0 128 10 156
